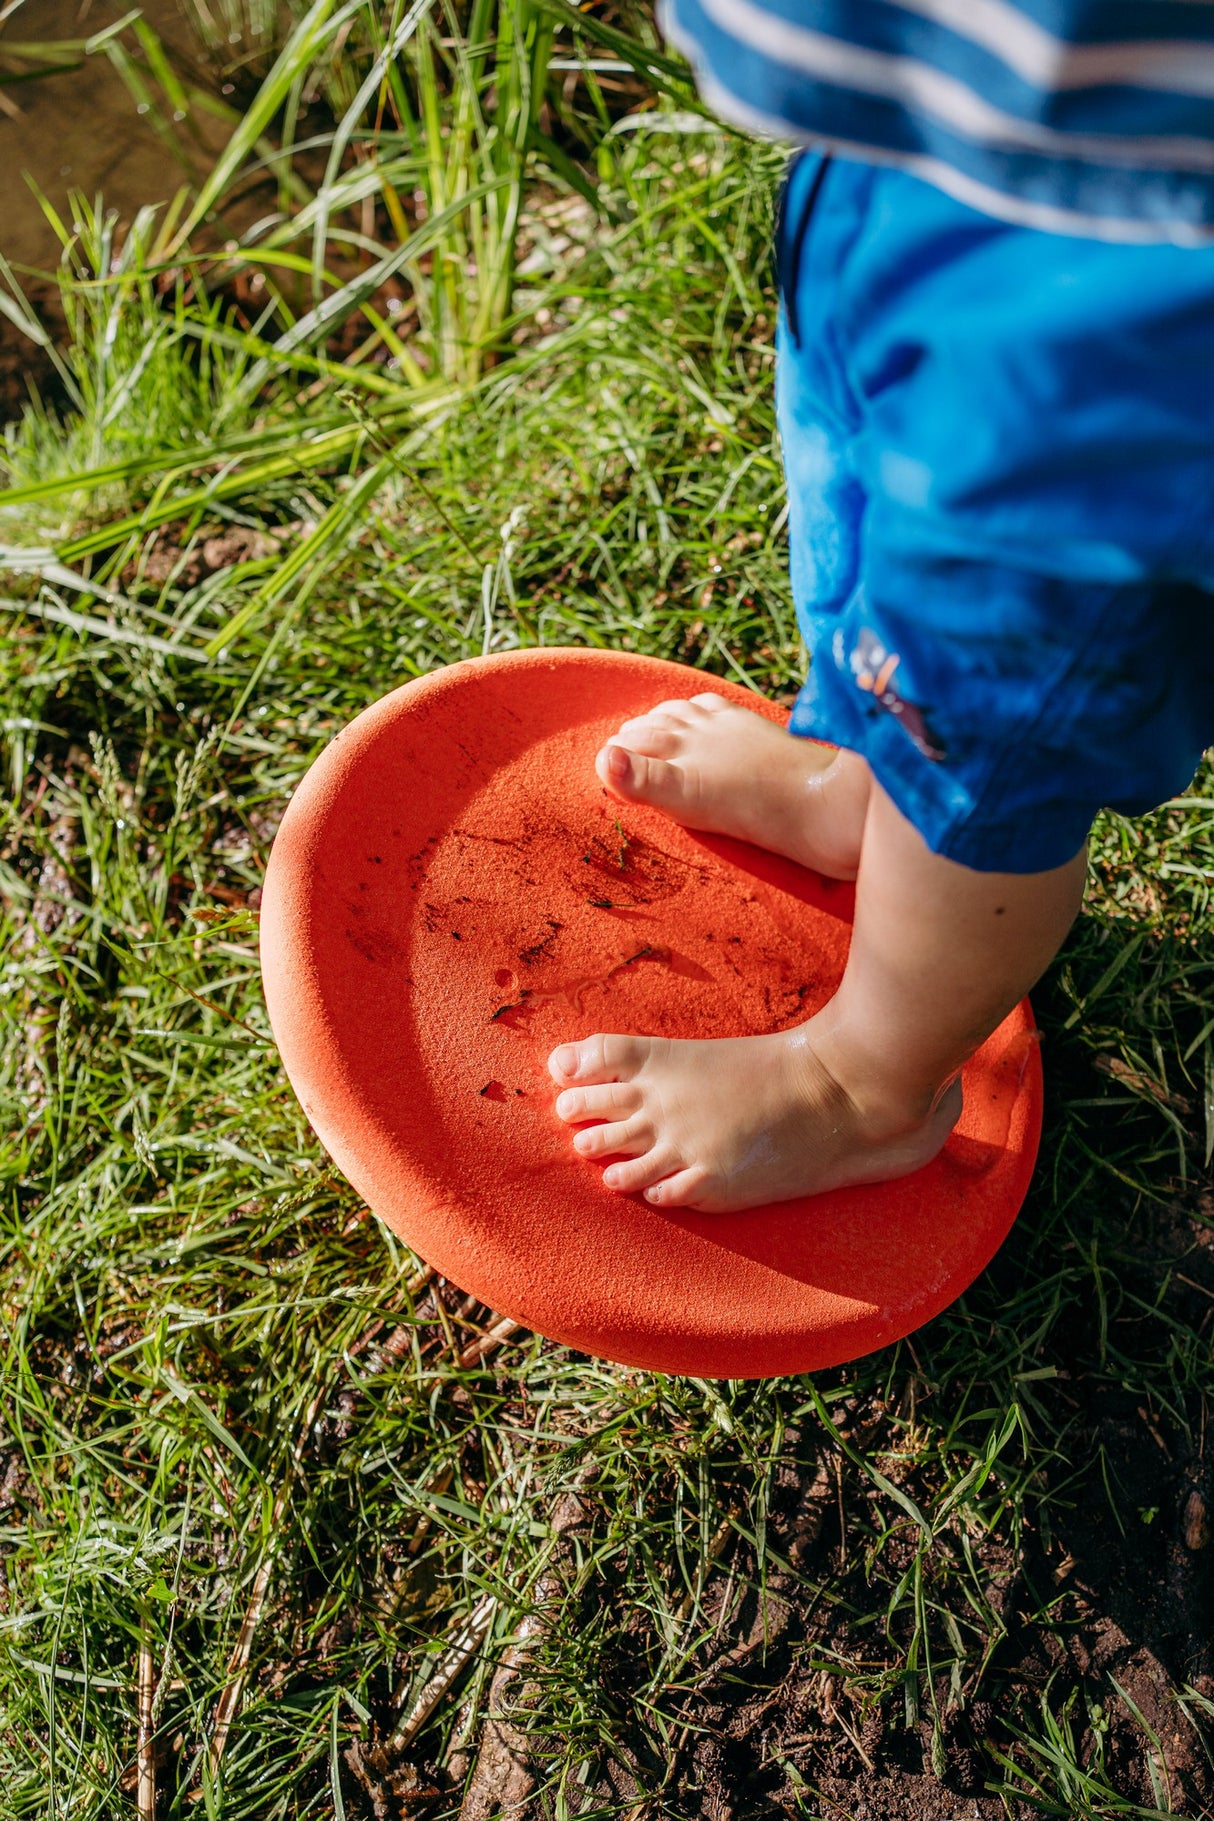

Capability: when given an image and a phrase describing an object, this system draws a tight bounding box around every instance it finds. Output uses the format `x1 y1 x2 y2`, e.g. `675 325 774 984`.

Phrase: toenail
554 1090 577 1117
550 1045 579 1078
605 744 631 781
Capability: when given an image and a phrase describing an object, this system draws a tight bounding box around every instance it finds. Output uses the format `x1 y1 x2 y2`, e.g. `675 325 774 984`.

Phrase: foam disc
260 648 1042 1379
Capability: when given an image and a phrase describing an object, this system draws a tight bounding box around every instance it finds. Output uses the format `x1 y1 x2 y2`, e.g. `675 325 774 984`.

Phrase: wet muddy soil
0 0 265 417
2 0 228 273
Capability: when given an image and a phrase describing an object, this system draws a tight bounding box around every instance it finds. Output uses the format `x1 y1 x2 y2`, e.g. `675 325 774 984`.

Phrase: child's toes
689 692 731 714
609 719 682 758
547 1033 646 1086
601 1148 681 1194
595 744 687 810
573 1116 650 1159
553 1081 641 1124
640 698 702 724
643 1166 713 1208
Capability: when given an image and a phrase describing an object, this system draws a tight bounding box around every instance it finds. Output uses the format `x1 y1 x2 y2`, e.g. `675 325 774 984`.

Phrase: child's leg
818 783 1085 1121
547 778 1084 1212
548 158 1214 1210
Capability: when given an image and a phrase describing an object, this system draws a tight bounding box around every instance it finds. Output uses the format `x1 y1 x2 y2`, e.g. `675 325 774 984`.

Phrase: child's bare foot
548 1020 960 1212
597 693 870 880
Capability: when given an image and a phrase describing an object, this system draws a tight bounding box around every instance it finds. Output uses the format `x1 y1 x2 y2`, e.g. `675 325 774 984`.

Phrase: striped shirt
659 0 1214 239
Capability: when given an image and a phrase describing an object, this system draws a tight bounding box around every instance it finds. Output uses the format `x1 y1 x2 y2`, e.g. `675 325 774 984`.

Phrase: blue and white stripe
660 0 1214 238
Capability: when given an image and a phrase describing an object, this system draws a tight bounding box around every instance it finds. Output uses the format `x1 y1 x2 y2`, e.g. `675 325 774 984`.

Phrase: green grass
1 11 1213 1818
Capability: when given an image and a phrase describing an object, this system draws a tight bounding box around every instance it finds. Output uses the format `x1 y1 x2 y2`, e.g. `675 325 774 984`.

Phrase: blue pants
776 152 1214 873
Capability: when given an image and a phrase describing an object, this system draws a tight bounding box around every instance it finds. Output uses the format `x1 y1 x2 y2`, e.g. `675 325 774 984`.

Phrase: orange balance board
260 647 1042 1380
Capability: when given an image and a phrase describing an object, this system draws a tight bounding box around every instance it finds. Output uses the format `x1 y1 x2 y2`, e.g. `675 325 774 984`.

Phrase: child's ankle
800 1013 953 1137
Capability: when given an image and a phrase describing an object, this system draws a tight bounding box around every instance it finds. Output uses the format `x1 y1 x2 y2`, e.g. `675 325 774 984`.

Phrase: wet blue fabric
776 149 1214 872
